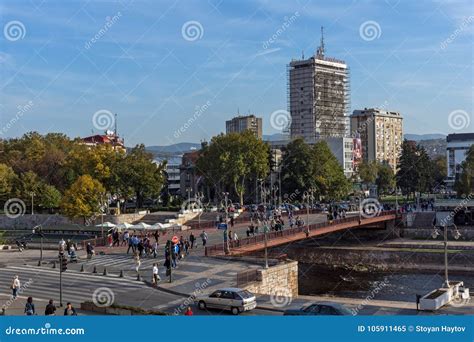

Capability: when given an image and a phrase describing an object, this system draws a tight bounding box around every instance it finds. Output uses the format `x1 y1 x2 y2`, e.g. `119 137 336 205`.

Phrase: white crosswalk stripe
0 265 151 306
79 255 163 270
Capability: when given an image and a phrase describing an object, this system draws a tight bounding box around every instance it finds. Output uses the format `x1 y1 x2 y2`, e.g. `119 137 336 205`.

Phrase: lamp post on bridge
432 223 461 288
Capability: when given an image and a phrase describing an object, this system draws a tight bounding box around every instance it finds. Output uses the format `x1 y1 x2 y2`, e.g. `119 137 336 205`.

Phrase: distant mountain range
144 133 447 159
146 142 201 155
404 133 446 141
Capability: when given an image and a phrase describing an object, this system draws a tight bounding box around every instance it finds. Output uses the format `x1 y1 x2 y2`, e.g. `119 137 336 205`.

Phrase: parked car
195 288 257 315
283 302 352 316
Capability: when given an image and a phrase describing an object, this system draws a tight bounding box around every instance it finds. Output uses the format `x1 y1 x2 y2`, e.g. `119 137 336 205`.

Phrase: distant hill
404 133 446 141
262 133 290 142
145 142 201 155
417 138 446 159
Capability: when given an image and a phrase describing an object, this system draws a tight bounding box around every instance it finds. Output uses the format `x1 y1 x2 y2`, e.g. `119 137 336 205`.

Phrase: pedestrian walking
200 230 208 247
45 299 57 316
24 297 35 316
152 263 161 286
11 275 20 299
64 302 77 316
134 252 141 273
86 242 94 259
189 233 195 248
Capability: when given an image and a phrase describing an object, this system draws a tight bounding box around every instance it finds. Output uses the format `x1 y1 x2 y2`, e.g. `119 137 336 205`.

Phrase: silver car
196 288 257 315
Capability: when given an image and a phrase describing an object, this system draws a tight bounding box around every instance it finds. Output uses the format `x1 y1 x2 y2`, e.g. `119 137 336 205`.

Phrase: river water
299 264 474 302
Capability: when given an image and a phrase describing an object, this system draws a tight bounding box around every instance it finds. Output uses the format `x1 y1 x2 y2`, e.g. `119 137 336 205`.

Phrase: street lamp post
432 224 461 288
196 191 204 228
263 221 269 269
30 192 35 215
223 192 230 254
303 191 311 235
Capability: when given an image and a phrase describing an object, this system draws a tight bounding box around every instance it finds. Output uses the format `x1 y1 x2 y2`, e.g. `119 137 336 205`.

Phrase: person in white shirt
152 263 160 286
11 275 20 299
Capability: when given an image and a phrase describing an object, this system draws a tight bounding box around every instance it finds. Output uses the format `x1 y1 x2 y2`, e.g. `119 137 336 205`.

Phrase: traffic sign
217 223 228 230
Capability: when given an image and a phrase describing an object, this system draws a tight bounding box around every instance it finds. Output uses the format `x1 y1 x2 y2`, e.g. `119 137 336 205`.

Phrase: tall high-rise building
226 114 263 139
350 108 403 172
288 27 350 143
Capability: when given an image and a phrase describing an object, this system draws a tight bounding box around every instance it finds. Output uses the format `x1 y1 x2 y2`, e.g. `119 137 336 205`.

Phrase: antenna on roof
302 50 304 59
114 113 118 136
316 26 325 58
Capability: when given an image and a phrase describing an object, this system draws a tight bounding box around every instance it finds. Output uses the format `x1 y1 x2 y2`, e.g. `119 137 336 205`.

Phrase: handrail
205 210 398 256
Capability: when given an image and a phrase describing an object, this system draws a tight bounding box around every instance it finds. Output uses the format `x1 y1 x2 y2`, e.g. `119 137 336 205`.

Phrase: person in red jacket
184 306 193 316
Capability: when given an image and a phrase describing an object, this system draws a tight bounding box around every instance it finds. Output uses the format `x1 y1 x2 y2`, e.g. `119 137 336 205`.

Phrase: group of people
11 275 77 316
59 238 78 262
24 297 77 316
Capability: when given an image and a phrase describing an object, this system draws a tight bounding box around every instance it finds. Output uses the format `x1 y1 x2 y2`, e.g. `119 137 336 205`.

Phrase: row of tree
0 132 165 221
196 133 350 203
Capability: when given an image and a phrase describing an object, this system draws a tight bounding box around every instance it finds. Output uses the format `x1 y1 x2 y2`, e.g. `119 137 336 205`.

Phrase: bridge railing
205 210 397 256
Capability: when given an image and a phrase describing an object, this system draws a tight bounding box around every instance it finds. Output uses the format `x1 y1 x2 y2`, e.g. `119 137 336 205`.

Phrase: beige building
350 108 403 172
226 114 262 138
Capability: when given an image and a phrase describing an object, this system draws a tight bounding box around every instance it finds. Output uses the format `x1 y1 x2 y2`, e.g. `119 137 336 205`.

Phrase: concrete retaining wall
282 247 474 271
0 213 148 230
244 261 298 297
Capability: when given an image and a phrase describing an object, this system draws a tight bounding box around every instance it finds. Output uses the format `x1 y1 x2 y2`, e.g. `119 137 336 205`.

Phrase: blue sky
0 0 472 146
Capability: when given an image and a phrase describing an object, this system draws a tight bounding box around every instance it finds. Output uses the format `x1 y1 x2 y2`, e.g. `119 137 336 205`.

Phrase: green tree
39 184 62 212
311 141 350 200
0 163 17 201
121 144 166 209
397 140 419 198
280 138 314 199
376 163 395 195
61 175 106 222
197 131 269 205
358 161 378 185
431 155 447 190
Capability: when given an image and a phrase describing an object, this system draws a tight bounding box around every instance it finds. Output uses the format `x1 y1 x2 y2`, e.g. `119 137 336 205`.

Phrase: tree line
0 132 165 222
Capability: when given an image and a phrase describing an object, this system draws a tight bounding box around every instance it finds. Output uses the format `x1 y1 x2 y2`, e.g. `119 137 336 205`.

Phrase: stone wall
244 261 298 297
281 246 474 271
0 212 149 230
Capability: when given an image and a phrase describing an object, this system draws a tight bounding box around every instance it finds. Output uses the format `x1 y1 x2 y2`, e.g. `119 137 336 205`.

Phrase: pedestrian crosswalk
77 254 163 271
0 265 182 312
